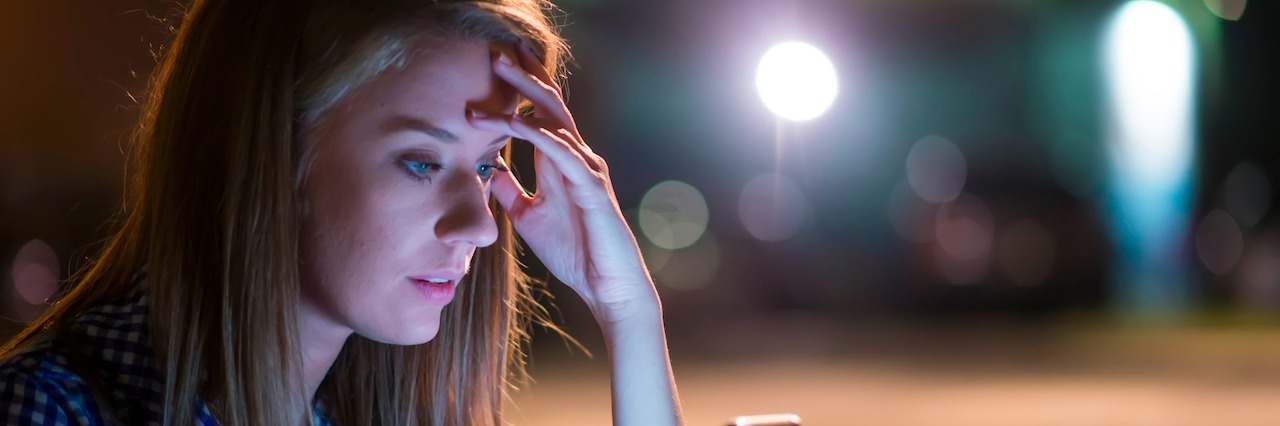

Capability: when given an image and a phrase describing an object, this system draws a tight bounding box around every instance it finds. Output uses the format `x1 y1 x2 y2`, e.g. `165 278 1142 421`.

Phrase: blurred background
2 0 1278 424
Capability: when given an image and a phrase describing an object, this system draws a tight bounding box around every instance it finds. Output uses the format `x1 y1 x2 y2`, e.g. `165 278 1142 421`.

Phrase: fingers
514 41 560 97
468 111 606 191
492 49 580 140
531 146 570 205
490 157 531 214
490 43 605 169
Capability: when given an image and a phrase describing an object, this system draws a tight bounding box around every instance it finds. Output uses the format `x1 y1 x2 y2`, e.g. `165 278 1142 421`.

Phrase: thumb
491 165 532 219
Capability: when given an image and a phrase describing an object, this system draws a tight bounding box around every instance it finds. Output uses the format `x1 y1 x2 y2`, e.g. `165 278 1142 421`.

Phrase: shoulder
0 288 160 425
0 338 109 425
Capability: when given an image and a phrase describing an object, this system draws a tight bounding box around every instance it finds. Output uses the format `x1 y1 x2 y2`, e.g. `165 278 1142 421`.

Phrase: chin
364 328 440 346
398 332 440 346
359 317 443 346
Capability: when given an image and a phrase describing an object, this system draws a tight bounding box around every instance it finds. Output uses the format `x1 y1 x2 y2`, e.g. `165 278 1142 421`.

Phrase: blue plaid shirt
0 287 332 425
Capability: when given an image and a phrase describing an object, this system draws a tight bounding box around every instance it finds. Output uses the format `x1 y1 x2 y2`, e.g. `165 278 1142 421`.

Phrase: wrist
591 286 663 333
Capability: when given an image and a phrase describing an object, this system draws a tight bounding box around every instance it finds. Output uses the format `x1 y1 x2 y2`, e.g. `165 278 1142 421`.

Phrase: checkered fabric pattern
0 286 332 425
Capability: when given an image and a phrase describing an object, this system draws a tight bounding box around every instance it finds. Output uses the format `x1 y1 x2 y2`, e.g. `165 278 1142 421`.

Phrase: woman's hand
469 42 685 426
466 43 657 326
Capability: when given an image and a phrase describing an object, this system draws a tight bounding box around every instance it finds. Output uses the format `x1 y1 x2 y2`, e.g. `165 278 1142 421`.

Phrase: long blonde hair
0 1 568 424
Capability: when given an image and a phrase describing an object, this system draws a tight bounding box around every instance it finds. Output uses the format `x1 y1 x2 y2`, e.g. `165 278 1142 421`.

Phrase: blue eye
402 159 441 179
476 161 508 179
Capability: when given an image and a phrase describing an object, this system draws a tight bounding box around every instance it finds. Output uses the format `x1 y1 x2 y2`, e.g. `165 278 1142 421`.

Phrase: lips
408 270 465 284
411 277 457 305
407 268 465 305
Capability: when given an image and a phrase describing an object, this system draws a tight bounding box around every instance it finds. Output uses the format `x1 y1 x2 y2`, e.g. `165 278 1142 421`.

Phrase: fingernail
498 52 514 66
468 109 489 118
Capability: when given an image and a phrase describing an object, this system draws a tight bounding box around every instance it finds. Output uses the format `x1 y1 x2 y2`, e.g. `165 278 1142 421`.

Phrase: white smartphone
725 413 802 426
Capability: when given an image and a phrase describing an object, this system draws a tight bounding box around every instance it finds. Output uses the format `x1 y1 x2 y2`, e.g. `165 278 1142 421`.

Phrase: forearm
599 297 684 426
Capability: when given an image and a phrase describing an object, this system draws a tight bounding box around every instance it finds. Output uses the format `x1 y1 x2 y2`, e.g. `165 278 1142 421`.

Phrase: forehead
352 39 518 120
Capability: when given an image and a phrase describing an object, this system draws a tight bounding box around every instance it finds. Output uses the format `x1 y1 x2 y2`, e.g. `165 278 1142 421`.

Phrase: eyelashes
403 158 442 178
474 159 510 179
399 152 507 182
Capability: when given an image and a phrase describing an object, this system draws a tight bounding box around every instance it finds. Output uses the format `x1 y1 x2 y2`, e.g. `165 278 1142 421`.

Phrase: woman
0 0 683 424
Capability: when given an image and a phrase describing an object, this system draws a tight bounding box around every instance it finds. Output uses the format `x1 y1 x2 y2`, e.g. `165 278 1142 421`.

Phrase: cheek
301 168 427 278
299 150 381 283
301 137 401 245
302 172 359 252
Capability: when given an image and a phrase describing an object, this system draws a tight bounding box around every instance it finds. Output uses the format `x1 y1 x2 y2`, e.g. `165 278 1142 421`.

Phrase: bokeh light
1220 162 1272 229
627 208 675 274
739 173 810 242
933 246 990 286
934 193 993 262
639 180 710 250
1204 0 1247 20
641 243 673 274
906 135 967 204
1102 0 1197 312
1103 0 1195 190
996 220 1058 286
10 239 59 319
1195 209 1244 275
653 232 722 291
755 41 839 121
1237 233 1280 310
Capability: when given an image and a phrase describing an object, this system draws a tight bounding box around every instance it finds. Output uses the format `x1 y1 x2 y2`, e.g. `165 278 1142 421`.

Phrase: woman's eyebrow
381 115 458 142
381 114 509 147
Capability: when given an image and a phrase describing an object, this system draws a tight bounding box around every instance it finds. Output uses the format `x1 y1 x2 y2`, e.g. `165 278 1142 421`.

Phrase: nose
433 171 500 248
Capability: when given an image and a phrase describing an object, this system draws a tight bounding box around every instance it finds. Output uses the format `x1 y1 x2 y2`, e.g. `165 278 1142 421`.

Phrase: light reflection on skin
296 39 520 391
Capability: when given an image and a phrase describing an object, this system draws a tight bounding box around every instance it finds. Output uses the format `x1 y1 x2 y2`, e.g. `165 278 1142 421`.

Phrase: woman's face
299 39 517 345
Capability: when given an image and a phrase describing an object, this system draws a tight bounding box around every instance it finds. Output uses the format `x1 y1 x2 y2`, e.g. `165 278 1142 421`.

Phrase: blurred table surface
509 313 1280 426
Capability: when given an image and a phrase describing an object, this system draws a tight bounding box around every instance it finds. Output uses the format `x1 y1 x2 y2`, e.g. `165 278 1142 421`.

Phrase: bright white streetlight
755 42 838 121
1104 0 1196 190
1102 0 1198 313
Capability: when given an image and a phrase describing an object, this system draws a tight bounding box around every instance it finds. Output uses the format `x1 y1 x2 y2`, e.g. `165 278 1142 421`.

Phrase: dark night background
3 1 1278 424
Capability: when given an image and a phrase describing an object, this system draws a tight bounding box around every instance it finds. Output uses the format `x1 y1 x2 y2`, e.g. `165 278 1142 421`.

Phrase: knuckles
538 80 563 98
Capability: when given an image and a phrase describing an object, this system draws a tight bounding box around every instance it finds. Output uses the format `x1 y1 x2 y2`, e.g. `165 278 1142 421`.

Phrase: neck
297 303 352 402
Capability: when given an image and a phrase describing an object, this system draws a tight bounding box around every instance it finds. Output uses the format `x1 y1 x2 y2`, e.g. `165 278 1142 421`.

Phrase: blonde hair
0 0 569 424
